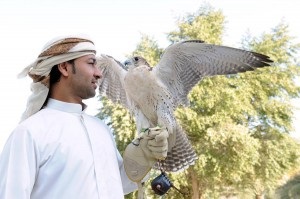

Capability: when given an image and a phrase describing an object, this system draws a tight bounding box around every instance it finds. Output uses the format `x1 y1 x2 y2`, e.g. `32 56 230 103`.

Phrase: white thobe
0 99 137 199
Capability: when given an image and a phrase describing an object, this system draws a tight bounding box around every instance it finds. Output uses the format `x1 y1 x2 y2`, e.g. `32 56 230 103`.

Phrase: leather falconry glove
123 127 169 182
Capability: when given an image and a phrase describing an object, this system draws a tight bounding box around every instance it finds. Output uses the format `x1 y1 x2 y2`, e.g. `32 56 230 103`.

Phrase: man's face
68 54 101 100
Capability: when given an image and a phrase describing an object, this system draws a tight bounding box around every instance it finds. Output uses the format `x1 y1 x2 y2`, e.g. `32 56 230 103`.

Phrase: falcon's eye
134 57 139 61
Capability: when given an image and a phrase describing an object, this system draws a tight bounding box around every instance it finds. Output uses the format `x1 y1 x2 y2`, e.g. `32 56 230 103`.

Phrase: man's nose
95 66 102 79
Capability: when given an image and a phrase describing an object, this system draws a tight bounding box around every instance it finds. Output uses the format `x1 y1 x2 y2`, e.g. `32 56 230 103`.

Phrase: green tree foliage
276 172 300 198
248 133 300 198
167 3 224 45
242 22 300 65
237 22 300 198
129 34 163 66
170 7 300 198
96 4 300 199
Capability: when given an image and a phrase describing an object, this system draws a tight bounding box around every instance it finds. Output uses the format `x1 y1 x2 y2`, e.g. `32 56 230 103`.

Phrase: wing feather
153 40 273 107
97 55 129 108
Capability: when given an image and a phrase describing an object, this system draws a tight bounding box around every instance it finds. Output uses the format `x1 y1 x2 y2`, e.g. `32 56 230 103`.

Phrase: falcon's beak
124 60 131 66
123 59 132 70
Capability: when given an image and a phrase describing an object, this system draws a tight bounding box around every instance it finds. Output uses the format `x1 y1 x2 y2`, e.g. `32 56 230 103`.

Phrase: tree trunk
188 167 201 199
255 194 264 199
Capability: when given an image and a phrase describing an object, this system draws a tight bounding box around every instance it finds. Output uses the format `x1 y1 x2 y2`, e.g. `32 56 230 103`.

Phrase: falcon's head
124 56 151 70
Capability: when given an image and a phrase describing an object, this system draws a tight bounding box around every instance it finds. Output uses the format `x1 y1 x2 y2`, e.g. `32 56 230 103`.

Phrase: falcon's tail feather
154 127 197 172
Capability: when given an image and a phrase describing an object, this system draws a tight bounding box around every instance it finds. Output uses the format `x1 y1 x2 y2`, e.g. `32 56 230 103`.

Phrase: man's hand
140 127 168 160
123 127 169 182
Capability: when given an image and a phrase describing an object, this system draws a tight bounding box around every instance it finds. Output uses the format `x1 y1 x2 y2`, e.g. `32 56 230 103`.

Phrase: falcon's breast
124 65 175 129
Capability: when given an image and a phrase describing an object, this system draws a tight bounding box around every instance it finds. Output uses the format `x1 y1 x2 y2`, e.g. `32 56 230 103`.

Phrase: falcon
96 40 273 172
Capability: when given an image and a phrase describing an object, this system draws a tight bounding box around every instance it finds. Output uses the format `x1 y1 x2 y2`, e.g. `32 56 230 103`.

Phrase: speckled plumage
97 40 273 172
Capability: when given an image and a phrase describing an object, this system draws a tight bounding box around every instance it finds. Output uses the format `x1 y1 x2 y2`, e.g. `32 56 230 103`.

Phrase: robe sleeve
0 125 39 199
102 121 138 194
117 151 138 194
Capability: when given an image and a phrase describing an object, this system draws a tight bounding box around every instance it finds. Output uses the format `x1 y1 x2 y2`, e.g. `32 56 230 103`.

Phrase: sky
0 0 299 151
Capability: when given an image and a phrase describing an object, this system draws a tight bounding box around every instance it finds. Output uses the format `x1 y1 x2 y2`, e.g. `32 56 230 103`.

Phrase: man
0 35 168 198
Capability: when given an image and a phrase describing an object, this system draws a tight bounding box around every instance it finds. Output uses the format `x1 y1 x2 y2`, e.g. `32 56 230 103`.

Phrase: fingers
139 127 169 160
147 127 168 140
148 138 168 149
147 132 168 160
147 140 168 160
154 129 168 142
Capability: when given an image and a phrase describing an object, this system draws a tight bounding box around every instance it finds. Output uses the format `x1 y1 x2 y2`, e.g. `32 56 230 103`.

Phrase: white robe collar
45 98 87 114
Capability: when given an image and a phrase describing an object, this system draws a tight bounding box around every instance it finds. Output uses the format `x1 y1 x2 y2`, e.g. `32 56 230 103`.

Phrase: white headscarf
18 35 97 122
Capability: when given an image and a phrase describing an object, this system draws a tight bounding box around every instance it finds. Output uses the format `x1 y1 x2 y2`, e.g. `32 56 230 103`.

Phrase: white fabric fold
18 51 95 78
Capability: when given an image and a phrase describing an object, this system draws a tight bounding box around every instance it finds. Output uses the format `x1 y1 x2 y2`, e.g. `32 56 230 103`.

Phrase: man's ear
57 62 69 76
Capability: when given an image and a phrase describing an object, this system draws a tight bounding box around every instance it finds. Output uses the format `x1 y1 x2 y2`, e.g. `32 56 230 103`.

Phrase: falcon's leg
137 181 146 199
134 109 152 134
156 105 177 149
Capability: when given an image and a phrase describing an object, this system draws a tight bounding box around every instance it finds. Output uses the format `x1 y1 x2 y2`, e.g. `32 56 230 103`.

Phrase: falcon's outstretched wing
153 40 273 107
97 55 129 108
